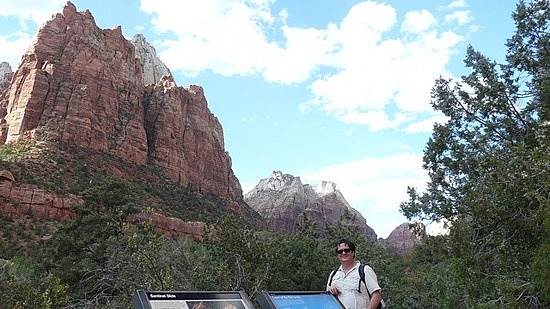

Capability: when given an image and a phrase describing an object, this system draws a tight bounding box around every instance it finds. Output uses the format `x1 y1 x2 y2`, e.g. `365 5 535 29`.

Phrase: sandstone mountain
0 2 261 236
382 222 422 255
245 171 378 241
0 1 243 204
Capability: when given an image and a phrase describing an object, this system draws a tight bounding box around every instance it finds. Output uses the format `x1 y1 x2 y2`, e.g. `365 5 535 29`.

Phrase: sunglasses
336 248 352 254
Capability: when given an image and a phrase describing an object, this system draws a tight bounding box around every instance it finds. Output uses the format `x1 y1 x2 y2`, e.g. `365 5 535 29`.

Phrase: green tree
265 215 332 291
401 1 549 307
203 215 273 297
73 223 214 307
0 258 68 308
46 176 139 300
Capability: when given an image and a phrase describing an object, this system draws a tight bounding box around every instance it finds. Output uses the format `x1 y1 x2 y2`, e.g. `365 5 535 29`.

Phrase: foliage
0 178 403 308
0 258 68 308
46 176 140 298
400 0 549 307
0 140 239 222
264 216 332 292
0 141 31 161
202 215 274 296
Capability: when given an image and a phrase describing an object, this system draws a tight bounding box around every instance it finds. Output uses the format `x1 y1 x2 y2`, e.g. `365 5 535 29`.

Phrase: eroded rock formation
0 169 206 239
245 171 378 240
0 62 12 93
131 34 172 86
383 222 422 255
128 213 206 239
0 2 243 206
143 79 243 203
0 170 76 221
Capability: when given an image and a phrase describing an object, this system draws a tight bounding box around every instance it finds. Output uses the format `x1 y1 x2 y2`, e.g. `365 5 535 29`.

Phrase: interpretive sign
256 291 346 309
132 290 255 309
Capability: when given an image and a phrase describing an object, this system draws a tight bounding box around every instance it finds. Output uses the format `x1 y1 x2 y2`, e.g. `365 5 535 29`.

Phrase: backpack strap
331 264 380 305
328 267 338 286
358 264 374 297
359 264 385 309
358 263 366 292
330 264 369 293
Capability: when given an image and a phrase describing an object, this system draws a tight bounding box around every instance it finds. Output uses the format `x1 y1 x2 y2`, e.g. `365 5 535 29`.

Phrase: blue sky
0 0 518 238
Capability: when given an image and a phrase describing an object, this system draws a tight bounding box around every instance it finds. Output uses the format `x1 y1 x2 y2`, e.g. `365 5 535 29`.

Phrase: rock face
0 62 12 93
0 170 76 221
143 79 243 202
0 169 205 239
131 34 172 86
245 171 378 240
383 222 422 255
1 2 147 161
128 213 207 239
0 2 242 205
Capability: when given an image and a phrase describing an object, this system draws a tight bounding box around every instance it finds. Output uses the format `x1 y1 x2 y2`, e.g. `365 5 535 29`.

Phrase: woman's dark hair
336 238 356 252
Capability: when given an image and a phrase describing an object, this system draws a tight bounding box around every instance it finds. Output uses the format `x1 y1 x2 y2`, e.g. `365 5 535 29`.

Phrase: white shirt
326 262 381 309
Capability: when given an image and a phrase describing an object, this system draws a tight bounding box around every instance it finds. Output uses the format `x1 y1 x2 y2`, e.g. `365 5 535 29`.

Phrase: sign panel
132 290 255 309
256 291 346 309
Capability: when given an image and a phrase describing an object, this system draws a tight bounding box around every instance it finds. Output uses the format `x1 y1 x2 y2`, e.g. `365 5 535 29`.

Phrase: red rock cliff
0 2 243 204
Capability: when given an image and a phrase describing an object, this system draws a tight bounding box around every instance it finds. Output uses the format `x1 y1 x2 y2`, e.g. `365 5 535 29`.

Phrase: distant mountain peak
250 170 303 192
245 171 378 240
313 180 338 196
255 171 340 197
0 61 11 73
382 222 423 255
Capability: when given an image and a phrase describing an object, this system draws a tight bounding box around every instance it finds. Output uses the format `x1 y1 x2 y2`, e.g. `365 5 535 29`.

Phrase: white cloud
241 182 257 195
0 0 66 68
141 0 281 78
301 153 429 213
305 28 462 130
0 0 469 135
262 25 334 84
424 219 450 235
139 0 467 132
401 10 436 34
340 1 396 40
445 10 472 25
0 0 65 25
446 0 468 9
0 33 33 69
406 114 448 133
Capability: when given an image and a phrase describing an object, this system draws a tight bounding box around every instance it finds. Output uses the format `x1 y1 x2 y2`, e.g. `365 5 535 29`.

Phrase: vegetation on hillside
0 1 548 308
400 0 549 307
